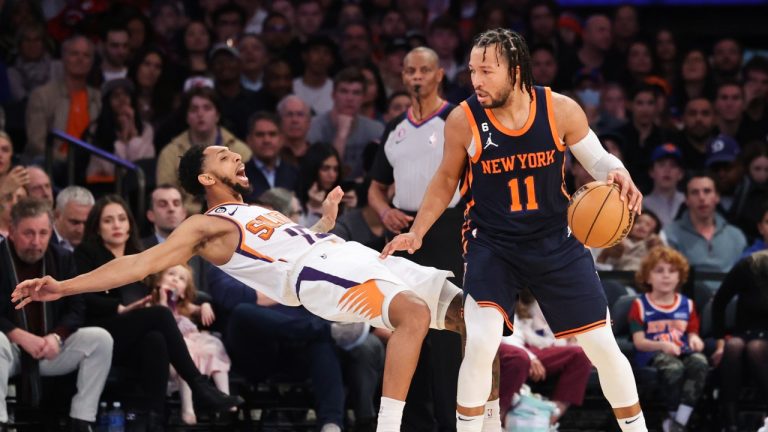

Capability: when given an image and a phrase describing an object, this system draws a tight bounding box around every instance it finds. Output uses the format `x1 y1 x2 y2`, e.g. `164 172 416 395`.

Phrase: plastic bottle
97 401 109 432
108 401 125 432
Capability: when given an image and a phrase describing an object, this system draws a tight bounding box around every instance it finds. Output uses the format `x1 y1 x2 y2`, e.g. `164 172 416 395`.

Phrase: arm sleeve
627 299 645 335
569 129 625 181
712 258 747 338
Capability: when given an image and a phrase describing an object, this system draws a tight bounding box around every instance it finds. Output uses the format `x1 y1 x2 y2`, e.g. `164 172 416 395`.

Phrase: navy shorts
463 227 608 338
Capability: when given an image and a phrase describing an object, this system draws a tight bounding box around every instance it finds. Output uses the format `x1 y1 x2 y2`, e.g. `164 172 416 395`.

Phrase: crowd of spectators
0 0 767 431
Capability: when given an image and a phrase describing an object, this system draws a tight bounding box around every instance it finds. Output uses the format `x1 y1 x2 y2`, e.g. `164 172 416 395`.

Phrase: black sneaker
189 376 245 412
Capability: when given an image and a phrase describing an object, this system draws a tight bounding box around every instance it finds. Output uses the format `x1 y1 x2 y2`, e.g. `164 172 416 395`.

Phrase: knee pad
457 295 505 407
575 308 639 408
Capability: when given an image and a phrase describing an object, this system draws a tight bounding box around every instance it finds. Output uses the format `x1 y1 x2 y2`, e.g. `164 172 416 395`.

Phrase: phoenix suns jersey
460 86 569 244
205 203 339 306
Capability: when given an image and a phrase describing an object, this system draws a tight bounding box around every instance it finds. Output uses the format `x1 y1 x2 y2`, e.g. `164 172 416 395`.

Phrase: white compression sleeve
569 129 625 181
457 295 505 408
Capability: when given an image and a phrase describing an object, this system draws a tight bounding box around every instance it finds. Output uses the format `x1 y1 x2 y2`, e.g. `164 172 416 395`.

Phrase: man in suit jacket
242 112 299 203
51 187 94 252
0 198 112 432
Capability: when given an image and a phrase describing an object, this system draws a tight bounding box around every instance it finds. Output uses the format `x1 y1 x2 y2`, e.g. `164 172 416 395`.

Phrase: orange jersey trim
477 301 514 331
460 101 483 163
545 87 566 152
205 201 248 214
207 214 276 263
554 319 607 339
485 91 536 137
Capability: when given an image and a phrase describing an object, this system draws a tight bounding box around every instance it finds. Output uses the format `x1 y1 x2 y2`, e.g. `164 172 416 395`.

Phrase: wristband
52 333 63 347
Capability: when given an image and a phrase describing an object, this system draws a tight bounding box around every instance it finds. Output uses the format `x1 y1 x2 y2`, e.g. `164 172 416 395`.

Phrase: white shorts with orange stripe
290 241 459 330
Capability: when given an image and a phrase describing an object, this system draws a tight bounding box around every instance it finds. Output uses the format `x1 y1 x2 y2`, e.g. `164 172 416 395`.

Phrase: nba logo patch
214 207 227 213
395 127 407 143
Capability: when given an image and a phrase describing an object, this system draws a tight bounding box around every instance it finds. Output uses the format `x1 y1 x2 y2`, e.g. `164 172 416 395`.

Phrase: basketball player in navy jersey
383 28 647 432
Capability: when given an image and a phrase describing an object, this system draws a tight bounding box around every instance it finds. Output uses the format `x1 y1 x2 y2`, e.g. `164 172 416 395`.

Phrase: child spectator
597 209 664 271
630 247 708 432
643 144 686 227
151 264 232 425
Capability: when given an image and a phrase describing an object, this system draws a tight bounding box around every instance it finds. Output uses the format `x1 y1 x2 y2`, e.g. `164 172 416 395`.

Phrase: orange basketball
567 181 634 248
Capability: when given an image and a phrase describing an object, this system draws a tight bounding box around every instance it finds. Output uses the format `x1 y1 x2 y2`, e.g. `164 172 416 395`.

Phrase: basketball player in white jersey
13 144 473 432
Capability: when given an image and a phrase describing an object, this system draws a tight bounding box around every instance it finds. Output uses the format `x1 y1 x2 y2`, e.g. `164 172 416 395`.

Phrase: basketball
567 181 634 248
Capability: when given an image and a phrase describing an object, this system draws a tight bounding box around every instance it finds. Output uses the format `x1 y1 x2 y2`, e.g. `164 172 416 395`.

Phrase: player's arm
381 107 469 256
13 216 211 307
309 186 343 233
553 92 642 212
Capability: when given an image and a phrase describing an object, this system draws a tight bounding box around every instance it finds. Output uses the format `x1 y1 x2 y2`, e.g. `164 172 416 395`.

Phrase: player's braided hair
472 28 534 100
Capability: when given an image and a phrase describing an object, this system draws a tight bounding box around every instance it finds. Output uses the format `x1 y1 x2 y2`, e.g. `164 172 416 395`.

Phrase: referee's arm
368 123 414 234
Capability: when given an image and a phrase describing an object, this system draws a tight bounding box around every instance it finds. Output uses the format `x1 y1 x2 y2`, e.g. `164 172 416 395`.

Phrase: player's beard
218 174 252 197
480 84 512 109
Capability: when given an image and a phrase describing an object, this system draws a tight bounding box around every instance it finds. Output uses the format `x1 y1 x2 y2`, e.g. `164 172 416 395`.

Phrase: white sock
617 412 646 431
675 404 693 426
457 412 484 432
376 397 405 432
481 399 501 432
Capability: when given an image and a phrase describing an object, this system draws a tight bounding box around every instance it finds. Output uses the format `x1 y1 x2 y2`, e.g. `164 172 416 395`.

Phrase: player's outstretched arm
310 186 343 233
381 106 470 257
554 92 643 213
12 216 209 308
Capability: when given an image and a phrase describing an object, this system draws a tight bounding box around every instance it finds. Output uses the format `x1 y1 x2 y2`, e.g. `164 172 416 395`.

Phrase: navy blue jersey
460 86 569 245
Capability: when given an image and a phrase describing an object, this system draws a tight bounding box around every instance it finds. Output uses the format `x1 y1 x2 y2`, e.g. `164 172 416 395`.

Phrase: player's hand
381 208 414 234
321 186 344 223
380 232 422 258
529 357 547 381
200 302 216 327
689 334 705 353
12 276 65 309
659 341 681 356
606 169 642 214
41 334 62 360
710 347 724 367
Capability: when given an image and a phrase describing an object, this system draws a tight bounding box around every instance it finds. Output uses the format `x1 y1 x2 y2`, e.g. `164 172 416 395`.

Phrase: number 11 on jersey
508 176 539 212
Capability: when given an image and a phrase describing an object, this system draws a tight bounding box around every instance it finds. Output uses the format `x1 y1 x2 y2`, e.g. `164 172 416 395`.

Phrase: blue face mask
576 88 601 108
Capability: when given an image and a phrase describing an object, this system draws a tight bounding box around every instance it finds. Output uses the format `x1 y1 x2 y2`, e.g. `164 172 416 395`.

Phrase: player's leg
377 289 431 432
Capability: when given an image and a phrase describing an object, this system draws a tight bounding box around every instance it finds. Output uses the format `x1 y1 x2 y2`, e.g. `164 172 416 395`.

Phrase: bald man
368 47 470 431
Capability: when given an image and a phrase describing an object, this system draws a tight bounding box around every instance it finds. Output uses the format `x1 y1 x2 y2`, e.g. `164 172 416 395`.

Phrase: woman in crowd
654 28 679 88
298 144 356 227
74 195 242 430
179 20 212 78
729 141 768 242
360 65 388 122
670 47 715 115
127 46 178 130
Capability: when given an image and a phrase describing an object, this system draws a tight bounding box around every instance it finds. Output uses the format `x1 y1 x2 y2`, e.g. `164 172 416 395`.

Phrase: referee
369 46 463 432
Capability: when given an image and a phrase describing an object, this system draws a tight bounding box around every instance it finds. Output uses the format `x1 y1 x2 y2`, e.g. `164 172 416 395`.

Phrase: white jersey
205 202 340 306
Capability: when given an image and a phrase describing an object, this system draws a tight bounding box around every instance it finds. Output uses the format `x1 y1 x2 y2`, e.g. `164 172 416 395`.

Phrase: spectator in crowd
597 210 663 271
211 3 247 43
674 97 717 172
294 0 325 43
242 112 299 202
612 4 639 54
338 22 373 68
150 264 233 426
0 198 113 432
654 29 679 89
383 91 412 124
298 144 355 227
359 65 388 121
740 203 768 259
258 187 303 222
622 40 655 89
663 173 747 290
600 132 626 161
83 78 155 186
91 24 130 86
26 35 100 161
617 84 666 192
742 56 768 127
52 186 94 252
74 195 242 428
630 247 707 432
271 0 296 27
427 16 463 84
499 288 593 427
337 3 365 29
530 44 559 88
261 13 295 57
157 86 251 215
706 134 743 212
711 37 743 84
562 14 615 84
379 40 409 98
24 166 53 206
714 81 765 145
7 23 63 102
670 48 715 115
125 12 154 60
525 1 561 54
308 68 385 180
210 43 260 140
379 9 408 41
0 133 27 203
729 141 768 241
593 82 627 134
644 144 686 227
0 184 26 238
711 250 768 432
277 95 313 167
149 1 185 60
293 36 337 115
253 58 294 113
237 34 269 92
179 21 212 78
127 47 177 132
474 2 510 37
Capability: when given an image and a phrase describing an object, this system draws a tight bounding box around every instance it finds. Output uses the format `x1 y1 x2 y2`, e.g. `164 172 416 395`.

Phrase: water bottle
108 401 125 432
757 417 768 432
97 401 109 432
